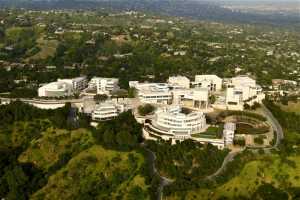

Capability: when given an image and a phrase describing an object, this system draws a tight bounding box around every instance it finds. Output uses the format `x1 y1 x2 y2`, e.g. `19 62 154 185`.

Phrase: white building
132 81 209 108
38 76 87 97
143 106 207 140
168 76 190 89
88 77 119 94
142 106 229 149
172 88 209 109
92 101 125 121
231 76 256 88
223 122 236 145
226 76 265 108
58 76 87 91
193 75 222 91
133 82 172 104
129 81 139 88
38 81 73 97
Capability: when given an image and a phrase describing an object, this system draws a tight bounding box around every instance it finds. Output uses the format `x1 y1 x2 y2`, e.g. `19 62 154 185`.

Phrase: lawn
31 145 150 200
191 126 222 139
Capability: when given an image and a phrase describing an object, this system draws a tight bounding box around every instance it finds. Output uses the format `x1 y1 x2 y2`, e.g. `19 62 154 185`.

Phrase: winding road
260 104 284 149
140 143 173 200
206 150 241 180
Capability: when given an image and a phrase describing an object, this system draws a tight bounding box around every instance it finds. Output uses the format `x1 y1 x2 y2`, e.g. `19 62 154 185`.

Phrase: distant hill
0 0 299 28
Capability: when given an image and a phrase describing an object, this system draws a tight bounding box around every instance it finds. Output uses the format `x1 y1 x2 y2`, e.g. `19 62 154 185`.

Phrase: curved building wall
154 106 206 136
45 90 67 97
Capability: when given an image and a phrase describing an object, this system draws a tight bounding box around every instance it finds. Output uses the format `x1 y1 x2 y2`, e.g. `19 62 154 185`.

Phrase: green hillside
31 145 149 200
19 128 95 171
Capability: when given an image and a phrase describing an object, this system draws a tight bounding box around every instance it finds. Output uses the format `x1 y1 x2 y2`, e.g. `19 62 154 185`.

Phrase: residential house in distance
272 79 298 90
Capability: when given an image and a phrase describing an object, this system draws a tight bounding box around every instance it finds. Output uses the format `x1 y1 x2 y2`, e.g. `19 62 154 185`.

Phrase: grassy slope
19 128 94 171
16 127 149 199
27 37 59 60
278 101 300 114
30 145 149 200
0 120 50 149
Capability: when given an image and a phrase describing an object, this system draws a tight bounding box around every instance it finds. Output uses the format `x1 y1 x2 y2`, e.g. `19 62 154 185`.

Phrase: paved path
140 143 173 200
261 104 284 149
206 150 241 180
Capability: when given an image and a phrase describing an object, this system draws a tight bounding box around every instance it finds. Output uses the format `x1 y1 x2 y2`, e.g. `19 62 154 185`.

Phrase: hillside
31 145 149 200
0 102 152 199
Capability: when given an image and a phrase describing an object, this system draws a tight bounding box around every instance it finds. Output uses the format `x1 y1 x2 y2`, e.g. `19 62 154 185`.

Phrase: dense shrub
219 110 267 122
94 111 143 151
147 140 229 193
138 104 155 116
233 137 246 146
264 100 300 133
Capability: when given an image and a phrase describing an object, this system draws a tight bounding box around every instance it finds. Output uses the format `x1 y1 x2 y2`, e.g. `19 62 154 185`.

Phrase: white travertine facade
38 81 73 97
172 88 209 109
144 106 207 140
38 76 88 97
89 77 119 94
223 122 236 145
58 76 87 91
132 81 209 108
92 101 124 121
168 76 190 89
133 82 172 104
226 76 265 107
194 75 222 91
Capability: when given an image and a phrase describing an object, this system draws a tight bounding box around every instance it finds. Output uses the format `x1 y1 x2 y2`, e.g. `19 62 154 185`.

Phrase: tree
0 27 5 41
138 104 155 116
244 103 251 110
128 186 147 200
111 89 128 98
209 95 216 104
94 94 108 103
254 136 264 145
116 131 136 150
233 138 246 146
251 102 261 110
252 183 288 200
128 88 137 98
103 129 115 148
